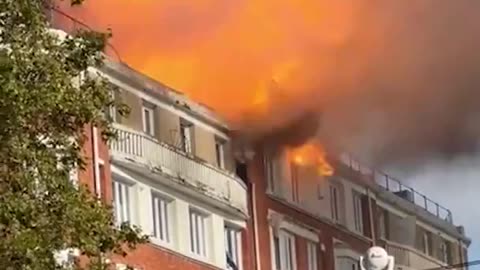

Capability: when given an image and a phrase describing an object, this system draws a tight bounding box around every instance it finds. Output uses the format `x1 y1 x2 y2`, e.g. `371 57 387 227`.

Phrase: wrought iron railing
338 153 453 223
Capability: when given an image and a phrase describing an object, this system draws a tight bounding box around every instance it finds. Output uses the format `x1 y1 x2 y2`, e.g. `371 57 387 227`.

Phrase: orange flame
289 142 334 176
54 0 359 126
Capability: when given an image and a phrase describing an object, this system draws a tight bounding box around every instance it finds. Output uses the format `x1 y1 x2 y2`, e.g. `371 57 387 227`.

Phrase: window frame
422 231 432 256
215 138 226 169
225 225 242 270
352 190 364 233
282 231 296 270
142 106 155 136
307 241 318 270
151 192 173 245
180 119 194 154
189 208 209 258
270 228 297 270
378 208 387 239
330 184 339 222
439 240 450 263
112 179 134 226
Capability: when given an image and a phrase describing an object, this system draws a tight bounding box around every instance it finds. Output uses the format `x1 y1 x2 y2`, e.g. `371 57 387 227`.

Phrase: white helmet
360 246 394 270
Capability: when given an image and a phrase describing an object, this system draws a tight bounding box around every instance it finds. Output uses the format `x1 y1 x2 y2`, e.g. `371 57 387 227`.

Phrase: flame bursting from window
289 142 333 176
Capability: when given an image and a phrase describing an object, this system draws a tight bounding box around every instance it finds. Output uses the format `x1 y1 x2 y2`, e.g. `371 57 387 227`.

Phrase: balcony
385 241 446 270
109 124 248 215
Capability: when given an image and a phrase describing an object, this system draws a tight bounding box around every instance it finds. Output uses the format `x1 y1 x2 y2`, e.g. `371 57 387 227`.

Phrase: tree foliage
0 0 147 269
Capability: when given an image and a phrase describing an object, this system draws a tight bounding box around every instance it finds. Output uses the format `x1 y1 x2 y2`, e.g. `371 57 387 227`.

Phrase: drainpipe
92 125 101 198
250 181 261 270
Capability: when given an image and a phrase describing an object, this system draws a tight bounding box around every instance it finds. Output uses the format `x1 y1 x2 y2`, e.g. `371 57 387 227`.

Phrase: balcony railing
385 241 446 270
109 124 247 213
338 153 453 223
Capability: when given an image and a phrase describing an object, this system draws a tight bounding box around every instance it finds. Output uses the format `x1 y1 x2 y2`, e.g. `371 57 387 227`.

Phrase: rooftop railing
338 153 453 223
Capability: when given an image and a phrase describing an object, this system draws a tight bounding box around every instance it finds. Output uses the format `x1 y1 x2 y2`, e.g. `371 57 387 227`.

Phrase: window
307 242 318 270
338 257 359 270
422 231 432 256
378 208 387 239
112 180 132 225
142 106 155 136
225 226 241 270
151 193 171 243
330 185 339 222
180 120 194 154
283 232 296 270
273 234 281 270
271 229 296 270
291 163 299 203
439 240 451 263
215 138 226 169
190 209 208 257
264 150 277 192
352 191 363 233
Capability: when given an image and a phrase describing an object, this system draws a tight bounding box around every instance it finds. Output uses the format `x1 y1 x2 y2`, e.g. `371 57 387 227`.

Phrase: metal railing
109 124 247 212
384 241 447 269
385 242 411 267
338 153 453 223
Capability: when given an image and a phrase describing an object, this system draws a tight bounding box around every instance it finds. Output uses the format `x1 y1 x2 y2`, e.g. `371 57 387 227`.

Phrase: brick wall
247 150 372 270
112 244 223 270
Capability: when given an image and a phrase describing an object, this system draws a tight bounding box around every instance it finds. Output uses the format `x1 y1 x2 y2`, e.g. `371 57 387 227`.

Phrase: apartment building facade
77 59 250 270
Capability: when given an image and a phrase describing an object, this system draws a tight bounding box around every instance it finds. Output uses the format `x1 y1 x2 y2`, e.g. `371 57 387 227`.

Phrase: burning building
49 1 476 269
74 55 470 270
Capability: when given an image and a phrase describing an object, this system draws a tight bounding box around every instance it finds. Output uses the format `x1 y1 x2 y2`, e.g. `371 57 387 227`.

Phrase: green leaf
0 0 143 269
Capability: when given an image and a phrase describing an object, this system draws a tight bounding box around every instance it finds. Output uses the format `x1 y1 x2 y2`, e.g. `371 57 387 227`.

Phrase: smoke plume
56 0 480 164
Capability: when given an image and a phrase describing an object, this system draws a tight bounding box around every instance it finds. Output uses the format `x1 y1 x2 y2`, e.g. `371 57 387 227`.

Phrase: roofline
99 59 231 134
333 160 471 245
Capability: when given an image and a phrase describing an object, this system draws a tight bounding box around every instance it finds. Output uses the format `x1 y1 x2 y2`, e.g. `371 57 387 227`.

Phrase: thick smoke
57 0 480 164
315 0 480 165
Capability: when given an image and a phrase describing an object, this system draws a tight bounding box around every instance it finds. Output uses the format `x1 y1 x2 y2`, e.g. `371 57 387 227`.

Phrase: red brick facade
246 151 372 270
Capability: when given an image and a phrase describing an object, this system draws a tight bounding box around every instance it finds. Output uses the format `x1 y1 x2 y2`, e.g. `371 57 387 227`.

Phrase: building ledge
267 192 373 245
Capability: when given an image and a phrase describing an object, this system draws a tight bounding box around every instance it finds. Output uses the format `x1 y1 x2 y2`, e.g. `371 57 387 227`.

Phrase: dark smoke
282 0 480 166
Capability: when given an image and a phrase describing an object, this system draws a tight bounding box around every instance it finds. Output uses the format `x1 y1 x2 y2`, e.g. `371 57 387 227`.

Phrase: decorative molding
268 209 319 242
